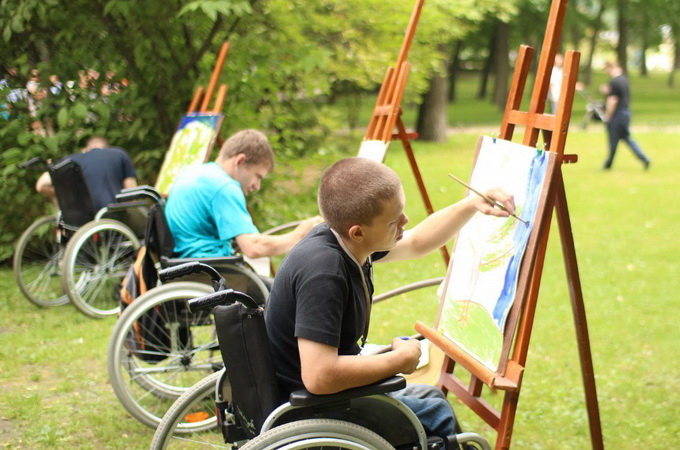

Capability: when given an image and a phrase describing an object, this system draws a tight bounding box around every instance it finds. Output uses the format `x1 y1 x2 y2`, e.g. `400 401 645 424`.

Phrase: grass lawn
371 127 680 448
1 75 679 448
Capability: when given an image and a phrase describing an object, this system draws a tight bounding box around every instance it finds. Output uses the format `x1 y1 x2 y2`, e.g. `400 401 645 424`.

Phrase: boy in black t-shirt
265 157 515 440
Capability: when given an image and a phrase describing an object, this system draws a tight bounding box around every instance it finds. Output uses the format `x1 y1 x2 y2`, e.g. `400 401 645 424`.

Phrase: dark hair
217 129 275 170
318 157 402 236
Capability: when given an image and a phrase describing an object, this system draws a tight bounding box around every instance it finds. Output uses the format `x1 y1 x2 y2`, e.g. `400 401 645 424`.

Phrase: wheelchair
59 185 163 318
13 157 150 313
150 261 491 450
109 203 444 431
107 203 271 429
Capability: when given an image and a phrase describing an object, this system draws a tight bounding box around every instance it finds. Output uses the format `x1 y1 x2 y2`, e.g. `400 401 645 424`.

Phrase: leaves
178 0 253 20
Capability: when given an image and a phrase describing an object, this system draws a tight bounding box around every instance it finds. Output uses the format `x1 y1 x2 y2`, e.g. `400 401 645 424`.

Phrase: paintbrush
448 173 529 225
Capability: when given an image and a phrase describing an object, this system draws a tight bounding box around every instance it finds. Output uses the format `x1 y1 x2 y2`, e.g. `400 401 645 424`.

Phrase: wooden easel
414 0 604 448
362 0 450 264
154 42 230 197
187 41 230 115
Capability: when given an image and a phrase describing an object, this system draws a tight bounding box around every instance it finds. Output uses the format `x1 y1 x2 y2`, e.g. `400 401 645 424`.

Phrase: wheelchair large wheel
61 218 140 318
13 215 68 307
241 419 395 450
151 370 228 449
108 281 219 429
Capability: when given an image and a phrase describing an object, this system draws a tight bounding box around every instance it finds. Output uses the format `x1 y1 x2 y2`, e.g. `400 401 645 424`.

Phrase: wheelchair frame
107 204 271 429
59 186 164 318
13 157 146 312
150 262 491 450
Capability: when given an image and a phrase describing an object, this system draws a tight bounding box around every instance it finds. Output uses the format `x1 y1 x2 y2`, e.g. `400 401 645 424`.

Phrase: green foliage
1 0 486 260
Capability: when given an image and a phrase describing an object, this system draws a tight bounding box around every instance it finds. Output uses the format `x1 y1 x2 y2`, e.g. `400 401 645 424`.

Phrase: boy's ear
233 153 247 167
347 224 364 242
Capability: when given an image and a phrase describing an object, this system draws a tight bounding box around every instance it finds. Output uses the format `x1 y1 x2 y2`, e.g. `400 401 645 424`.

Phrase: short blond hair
318 157 402 236
217 129 275 170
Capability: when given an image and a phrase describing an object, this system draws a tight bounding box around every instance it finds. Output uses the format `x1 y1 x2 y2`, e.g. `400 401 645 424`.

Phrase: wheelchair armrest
161 255 245 268
104 200 150 211
288 376 406 407
115 185 163 204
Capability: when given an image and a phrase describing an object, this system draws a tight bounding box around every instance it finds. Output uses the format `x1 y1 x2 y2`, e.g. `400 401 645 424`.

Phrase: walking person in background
548 53 564 114
600 60 650 170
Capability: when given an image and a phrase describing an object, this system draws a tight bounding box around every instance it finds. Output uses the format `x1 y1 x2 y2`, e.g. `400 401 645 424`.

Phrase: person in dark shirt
265 157 515 440
601 60 650 170
36 136 137 211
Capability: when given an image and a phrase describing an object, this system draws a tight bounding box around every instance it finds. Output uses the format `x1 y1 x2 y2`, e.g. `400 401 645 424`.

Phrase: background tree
0 0 452 259
418 0 517 139
579 0 607 86
616 0 629 70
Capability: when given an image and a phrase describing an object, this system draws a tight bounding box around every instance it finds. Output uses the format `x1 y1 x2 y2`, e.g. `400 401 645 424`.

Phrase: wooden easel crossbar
414 0 604 448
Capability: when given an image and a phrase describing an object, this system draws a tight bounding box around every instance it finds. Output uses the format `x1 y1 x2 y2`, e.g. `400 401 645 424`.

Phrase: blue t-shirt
165 162 259 258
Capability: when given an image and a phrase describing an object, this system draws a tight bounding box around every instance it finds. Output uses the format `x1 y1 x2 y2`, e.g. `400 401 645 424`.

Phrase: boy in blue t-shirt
165 129 321 259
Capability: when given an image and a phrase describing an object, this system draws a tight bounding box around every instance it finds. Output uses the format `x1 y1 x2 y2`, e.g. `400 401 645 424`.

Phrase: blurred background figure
548 53 564 114
600 60 650 170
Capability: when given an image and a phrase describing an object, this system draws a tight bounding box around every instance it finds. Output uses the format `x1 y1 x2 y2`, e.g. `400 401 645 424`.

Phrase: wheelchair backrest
213 303 280 438
50 159 96 227
144 203 176 262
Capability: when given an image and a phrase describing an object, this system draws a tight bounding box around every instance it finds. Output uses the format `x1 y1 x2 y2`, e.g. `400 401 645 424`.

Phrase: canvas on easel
154 42 230 197
154 113 223 197
438 136 551 372
414 0 604 448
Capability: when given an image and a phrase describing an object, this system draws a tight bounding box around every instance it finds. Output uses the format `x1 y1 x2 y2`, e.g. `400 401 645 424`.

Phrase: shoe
643 160 650 170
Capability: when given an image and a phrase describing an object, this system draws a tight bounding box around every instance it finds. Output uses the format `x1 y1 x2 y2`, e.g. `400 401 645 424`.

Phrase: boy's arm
122 177 137 189
298 337 421 395
381 189 514 263
36 171 55 199
604 95 618 122
234 216 323 259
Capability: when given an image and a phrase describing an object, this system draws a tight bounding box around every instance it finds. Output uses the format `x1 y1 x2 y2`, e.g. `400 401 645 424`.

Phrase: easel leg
555 173 604 450
395 118 450 264
496 391 519 450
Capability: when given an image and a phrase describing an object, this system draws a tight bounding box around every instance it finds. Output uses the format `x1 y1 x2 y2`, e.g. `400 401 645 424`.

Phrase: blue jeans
604 109 649 168
389 384 457 439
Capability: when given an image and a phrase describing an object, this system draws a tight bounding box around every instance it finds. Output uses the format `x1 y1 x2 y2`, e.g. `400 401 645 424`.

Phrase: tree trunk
493 20 510 111
639 43 648 77
569 0 582 51
416 74 449 142
447 40 463 102
617 0 628 72
669 25 680 88
584 2 605 86
478 30 496 99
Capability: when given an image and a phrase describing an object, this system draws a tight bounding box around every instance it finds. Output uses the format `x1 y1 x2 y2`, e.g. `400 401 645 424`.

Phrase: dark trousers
604 109 649 169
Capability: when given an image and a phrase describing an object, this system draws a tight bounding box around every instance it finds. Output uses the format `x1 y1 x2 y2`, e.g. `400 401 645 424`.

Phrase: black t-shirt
608 74 630 113
63 147 136 211
265 223 387 396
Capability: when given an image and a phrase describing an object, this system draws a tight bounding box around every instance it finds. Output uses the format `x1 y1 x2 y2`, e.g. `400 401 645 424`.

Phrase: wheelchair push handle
159 261 222 284
17 156 48 170
187 289 260 313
